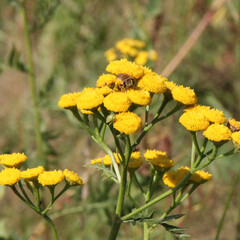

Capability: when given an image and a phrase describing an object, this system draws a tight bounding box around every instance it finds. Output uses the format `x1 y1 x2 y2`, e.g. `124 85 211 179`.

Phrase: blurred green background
0 0 239 239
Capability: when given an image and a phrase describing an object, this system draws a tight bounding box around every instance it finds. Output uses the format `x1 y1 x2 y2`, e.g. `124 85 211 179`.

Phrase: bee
114 73 137 91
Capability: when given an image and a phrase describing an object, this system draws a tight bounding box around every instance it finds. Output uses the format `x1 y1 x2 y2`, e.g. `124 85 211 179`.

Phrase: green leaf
145 0 163 18
161 223 186 234
162 214 185 223
8 46 16 66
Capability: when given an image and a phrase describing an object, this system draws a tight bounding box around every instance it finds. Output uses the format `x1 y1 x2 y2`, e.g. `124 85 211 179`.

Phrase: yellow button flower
231 131 240 149
163 166 190 188
203 108 226 124
104 48 117 62
190 170 212 184
228 118 240 132
135 51 148 66
58 92 82 109
91 153 121 166
144 150 174 169
0 153 27 168
171 85 197 105
0 168 21 186
137 73 167 93
96 86 113 96
128 152 143 169
77 88 104 110
203 123 232 142
126 89 151 106
63 169 84 186
113 112 142 135
179 112 210 131
106 59 145 79
96 74 116 88
104 92 132 112
21 166 44 181
38 170 64 186
164 81 177 91
148 49 158 61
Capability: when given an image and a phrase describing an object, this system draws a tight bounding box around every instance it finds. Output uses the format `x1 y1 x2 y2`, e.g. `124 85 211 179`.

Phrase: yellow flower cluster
163 166 212 188
0 168 21 186
104 38 158 65
0 153 27 168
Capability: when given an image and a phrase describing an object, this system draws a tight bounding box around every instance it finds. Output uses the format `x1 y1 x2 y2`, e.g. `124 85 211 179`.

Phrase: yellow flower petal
126 89 151 106
21 166 44 180
58 92 82 109
0 153 27 168
38 170 64 186
63 169 84 186
96 74 116 88
231 131 240 149
0 168 21 186
171 85 197 105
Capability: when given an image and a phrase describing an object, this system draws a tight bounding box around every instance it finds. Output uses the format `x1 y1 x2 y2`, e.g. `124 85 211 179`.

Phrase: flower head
63 169 84 186
21 166 44 181
0 168 21 186
113 112 142 134
91 153 121 166
144 150 174 169
190 170 212 184
137 73 167 93
104 92 131 112
135 51 148 65
77 88 104 110
38 170 64 186
106 59 145 79
0 153 27 168
179 112 210 131
96 86 113 96
96 74 116 88
171 85 197 105
202 108 226 124
163 167 190 188
228 118 240 132
165 81 177 91
128 152 143 169
58 92 82 109
148 50 158 61
203 123 232 142
126 89 151 106
104 48 117 62
231 131 240 149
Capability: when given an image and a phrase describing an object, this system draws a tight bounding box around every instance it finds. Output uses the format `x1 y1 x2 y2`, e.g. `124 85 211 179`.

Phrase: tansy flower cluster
104 38 158 65
0 153 84 187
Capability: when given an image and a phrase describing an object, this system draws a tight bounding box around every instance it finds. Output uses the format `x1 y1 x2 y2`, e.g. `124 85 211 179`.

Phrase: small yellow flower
113 112 142 135
126 89 151 106
165 81 177 91
228 118 240 132
63 169 84 186
104 48 117 62
96 86 114 96
91 153 121 166
106 59 145 79
104 92 132 112
96 74 116 88
163 166 190 188
190 170 212 184
77 88 104 110
137 73 167 93
21 166 44 181
231 131 240 149
135 51 148 65
0 168 21 186
58 92 82 109
144 150 174 169
184 104 211 113
38 170 64 186
203 123 232 142
179 112 210 131
128 152 143 169
203 108 226 124
171 85 197 105
0 153 27 168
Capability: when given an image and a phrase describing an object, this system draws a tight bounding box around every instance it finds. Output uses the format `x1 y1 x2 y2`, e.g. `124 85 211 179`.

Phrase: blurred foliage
0 0 239 239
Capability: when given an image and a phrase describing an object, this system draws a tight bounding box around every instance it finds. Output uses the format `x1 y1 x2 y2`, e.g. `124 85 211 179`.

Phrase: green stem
133 172 145 194
20 2 44 163
18 181 35 207
42 187 55 215
191 139 196 170
215 170 240 240
191 132 201 156
42 214 58 240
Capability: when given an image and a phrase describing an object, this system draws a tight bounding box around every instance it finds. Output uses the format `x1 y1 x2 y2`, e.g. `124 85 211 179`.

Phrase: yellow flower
38 170 64 186
128 152 143 169
203 123 232 142
184 104 211 113
106 59 145 79
137 73 167 93
77 88 104 110
104 92 132 112
144 150 174 169
126 89 151 106
104 48 117 62
0 153 27 168
96 86 114 96
63 169 84 186
171 85 197 105
96 74 116 88
21 166 44 180
165 81 177 91
179 112 210 131
163 166 190 188
91 153 121 166
190 170 212 184
231 131 240 149
135 51 148 65
203 108 226 124
0 168 21 186
58 92 82 109
113 112 142 135
228 118 240 132
148 50 158 61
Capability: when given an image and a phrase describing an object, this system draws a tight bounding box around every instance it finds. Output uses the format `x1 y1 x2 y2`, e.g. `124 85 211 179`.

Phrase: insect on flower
114 73 137 91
